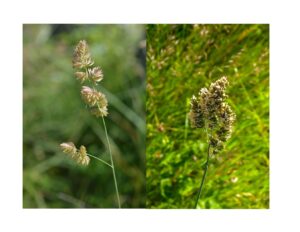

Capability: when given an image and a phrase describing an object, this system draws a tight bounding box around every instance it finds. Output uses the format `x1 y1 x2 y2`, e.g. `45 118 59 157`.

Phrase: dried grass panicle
61 40 120 208
60 142 90 166
60 41 110 164
61 40 110 164
72 40 108 117
189 76 236 154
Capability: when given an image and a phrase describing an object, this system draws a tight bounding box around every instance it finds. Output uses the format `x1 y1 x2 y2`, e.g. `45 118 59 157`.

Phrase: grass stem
101 116 121 208
87 154 112 168
194 143 210 209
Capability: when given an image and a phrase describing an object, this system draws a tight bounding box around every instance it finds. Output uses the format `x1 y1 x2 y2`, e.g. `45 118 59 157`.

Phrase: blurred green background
146 24 269 209
23 24 146 208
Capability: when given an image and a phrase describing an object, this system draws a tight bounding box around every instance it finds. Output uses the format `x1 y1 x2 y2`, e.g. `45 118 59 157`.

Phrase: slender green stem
195 143 210 209
101 116 121 208
87 154 112 168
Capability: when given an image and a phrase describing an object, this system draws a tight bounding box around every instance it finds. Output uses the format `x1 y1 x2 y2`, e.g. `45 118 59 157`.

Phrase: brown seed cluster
73 40 108 117
60 142 90 166
189 76 236 154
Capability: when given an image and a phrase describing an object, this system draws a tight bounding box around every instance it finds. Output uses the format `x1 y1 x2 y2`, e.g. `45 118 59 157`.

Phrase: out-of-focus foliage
23 24 146 208
146 24 269 209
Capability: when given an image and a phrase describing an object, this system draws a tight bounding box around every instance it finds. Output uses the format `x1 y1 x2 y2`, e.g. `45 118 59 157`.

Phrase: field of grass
146 24 269 209
23 24 146 208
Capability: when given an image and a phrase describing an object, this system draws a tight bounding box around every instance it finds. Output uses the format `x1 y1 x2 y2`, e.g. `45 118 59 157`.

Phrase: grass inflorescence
60 40 121 208
189 76 236 208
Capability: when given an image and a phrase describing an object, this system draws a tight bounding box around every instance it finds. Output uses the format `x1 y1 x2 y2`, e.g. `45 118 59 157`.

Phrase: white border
1 0 300 231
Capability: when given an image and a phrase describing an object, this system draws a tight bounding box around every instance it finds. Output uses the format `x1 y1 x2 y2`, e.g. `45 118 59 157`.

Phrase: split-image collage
23 24 269 209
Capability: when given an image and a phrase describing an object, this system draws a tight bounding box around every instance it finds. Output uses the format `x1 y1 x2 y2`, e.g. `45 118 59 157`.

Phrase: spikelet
60 142 90 166
81 86 106 106
81 86 108 116
76 145 90 166
88 67 104 83
189 76 236 154
189 95 205 128
90 106 108 117
60 142 77 157
74 71 88 83
72 40 94 69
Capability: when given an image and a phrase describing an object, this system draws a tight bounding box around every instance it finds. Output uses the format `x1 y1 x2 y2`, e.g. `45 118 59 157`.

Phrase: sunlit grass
146 24 269 209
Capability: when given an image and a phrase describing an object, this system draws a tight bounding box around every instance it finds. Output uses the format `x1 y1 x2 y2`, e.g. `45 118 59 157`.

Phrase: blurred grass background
146 24 269 209
23 24 145 208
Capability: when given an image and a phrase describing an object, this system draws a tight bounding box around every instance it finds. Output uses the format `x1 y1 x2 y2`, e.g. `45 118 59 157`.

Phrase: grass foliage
146 24 269 209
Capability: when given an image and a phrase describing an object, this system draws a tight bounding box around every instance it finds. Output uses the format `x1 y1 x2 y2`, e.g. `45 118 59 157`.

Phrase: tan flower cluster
189 76 236 154
81 86 108 116
72 40 94 69
60 142 90 166
73 40 108 117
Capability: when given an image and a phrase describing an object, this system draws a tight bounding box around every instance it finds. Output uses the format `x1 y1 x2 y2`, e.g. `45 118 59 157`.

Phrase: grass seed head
60 142 90 166
88 66 104 83
60 142 77 157
73 41 109 117
190 76 236 154
72 40 94 69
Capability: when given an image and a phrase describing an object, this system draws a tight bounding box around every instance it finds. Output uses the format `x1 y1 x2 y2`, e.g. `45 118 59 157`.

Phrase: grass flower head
60 40 120 208
190 76 236 209
72 40 94 69
60 142 90 166
190 76 236 154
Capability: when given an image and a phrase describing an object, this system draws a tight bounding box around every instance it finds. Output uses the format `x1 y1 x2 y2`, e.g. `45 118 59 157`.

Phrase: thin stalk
101 116 121 208
194 143 210 209
87 154 112 168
